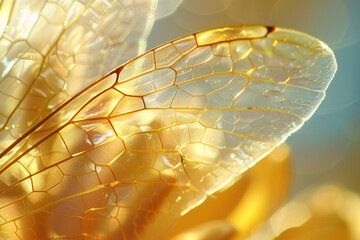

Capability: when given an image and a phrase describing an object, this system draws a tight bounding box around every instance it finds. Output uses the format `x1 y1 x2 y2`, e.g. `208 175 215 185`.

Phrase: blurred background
147 0 360 198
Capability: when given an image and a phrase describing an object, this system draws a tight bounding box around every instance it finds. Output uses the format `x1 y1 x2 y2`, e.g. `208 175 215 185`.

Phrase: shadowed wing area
0 25 336 239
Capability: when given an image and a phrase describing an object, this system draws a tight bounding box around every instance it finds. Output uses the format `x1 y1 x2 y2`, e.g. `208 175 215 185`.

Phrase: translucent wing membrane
0 0 157 152
0 25 336 239
155 0 184 19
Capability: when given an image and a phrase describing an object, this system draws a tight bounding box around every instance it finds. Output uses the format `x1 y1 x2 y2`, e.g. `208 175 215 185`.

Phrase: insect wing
0 26 336 239
0 0 157 152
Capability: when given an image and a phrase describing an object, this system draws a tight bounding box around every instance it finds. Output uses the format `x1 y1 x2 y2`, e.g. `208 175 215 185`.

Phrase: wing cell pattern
0 26 336 239
0 0 157 152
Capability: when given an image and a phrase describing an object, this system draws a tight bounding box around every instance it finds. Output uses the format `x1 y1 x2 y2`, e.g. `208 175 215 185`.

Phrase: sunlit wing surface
0 25 336 239
0 0 157 152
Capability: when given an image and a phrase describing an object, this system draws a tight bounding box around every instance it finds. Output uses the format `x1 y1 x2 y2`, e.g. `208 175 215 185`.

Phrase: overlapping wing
0 26 336 239
0 0 157 152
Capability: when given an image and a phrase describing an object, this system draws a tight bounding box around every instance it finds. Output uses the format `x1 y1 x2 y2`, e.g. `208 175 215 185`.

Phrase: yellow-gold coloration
227 143 292 237
0 2 337 238
195 25 269 46
0 0 158 153
165 143 292 239
170 220 237 240
249 186 360 240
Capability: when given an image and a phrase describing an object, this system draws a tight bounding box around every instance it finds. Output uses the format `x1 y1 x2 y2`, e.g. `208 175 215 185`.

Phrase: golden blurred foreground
168 147 360 240
167 143 292 239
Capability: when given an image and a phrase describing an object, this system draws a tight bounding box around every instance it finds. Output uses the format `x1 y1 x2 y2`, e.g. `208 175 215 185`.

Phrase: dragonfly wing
0 0 157 152
0 26 336 239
